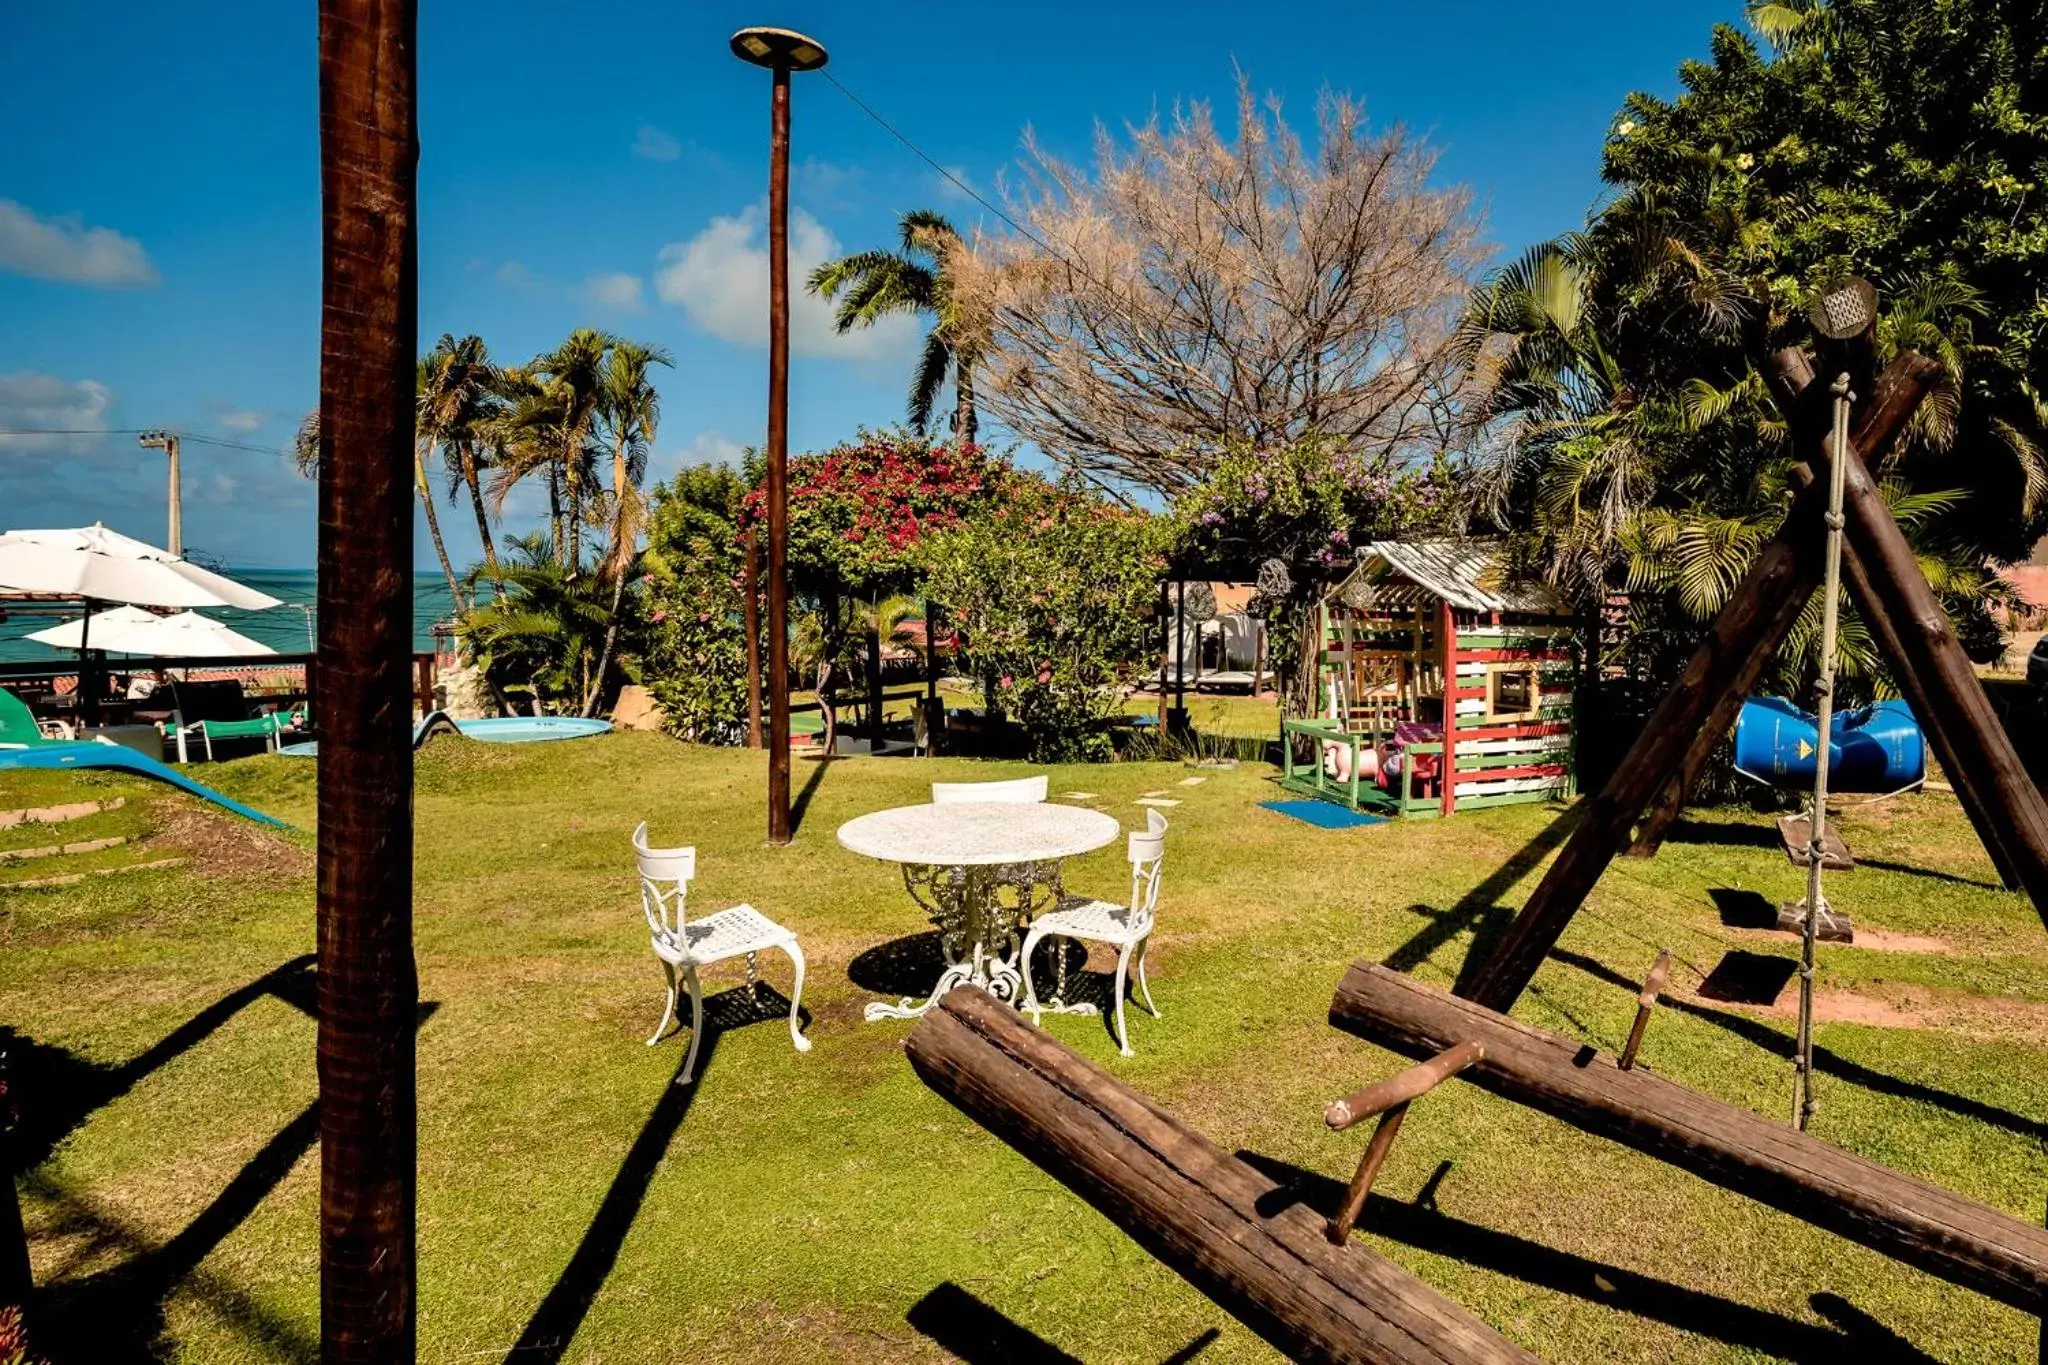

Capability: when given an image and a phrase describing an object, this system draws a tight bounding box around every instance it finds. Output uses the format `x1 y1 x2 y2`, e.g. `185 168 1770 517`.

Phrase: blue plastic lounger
0 689 287 827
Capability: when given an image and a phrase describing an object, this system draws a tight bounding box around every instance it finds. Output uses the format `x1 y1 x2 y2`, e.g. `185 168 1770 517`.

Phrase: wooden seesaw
905 986 1540 1364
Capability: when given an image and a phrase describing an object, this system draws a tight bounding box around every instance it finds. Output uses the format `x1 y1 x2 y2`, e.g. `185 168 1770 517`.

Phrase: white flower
1616 119 1640 137
1735 152 1755 170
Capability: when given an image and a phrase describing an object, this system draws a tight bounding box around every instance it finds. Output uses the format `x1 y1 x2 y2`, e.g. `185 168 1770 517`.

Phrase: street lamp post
138 430 183 556
731 25 828 846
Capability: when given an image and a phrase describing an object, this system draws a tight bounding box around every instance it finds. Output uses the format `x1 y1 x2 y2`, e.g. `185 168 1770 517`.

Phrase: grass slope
3 732 2045 1362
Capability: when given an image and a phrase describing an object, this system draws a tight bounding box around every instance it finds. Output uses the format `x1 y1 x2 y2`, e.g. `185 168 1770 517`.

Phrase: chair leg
782 940 811 1054
203 729 214 762
678 965 705 1085
1019 926 1048 1022
1134 935 1161 1018
646 958 678 1046
1111 947 1134 1057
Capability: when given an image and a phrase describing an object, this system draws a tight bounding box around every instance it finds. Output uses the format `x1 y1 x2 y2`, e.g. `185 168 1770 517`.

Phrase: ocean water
0 569 460 662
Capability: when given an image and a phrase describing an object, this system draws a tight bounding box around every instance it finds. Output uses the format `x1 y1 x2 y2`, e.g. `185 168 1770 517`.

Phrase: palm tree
808 209 982 444
412 356 467 612
584 338 673 714
417 333 505 590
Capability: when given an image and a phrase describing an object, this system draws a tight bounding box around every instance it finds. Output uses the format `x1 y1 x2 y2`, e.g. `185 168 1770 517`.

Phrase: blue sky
0 0 1747 569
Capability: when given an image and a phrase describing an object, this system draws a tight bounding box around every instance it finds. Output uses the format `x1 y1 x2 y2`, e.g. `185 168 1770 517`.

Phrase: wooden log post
317 1 420 1358
1323 1042 1484 1245
1617 949 1670 1072
1628 352 1943 857
906 988 1539 1365
1769 350 2029 892
1331 961 2048 1316
1465 355 1942 1012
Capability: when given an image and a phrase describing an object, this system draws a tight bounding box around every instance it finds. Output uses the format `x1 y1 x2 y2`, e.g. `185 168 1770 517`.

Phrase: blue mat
1259 800 1388 830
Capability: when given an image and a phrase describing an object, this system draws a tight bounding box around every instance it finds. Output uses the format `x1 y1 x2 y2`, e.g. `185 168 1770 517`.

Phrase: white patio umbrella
0 525 280 609
0 524 280 722
108 610 276 658
24 605 163 652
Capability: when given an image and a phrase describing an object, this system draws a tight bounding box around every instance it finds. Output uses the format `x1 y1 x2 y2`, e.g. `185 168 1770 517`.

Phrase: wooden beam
1763 347 2048 922
1628 352 1943 857
1769 353 2024 890
1330 962 2048 1315
317 1 420 1359
906 988 1540 1365
1464 354 1944 1011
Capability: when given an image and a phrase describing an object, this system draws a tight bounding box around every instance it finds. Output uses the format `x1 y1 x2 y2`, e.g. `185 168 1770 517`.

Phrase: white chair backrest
632 821 696 940
931 774 1048 805
1128 809 1168 919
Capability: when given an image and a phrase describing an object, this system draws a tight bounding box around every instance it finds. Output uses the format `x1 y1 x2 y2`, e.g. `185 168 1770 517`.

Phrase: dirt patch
1724 924 1954 954
153 804 310 880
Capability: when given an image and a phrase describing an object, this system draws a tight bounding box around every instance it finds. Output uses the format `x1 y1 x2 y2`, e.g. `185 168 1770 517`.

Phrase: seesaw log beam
906 987 1540 1365
1330 961 2048 1315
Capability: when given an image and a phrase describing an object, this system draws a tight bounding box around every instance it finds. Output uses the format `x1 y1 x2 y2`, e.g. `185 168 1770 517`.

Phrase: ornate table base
863 861 1062 1022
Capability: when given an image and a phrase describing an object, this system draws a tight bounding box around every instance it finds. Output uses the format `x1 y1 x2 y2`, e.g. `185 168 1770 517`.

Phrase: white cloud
218 408 268 433
583 271 645 311
931 165 978 205
654 206 919 360
793 159 861 206
633 124 682 162
0 372 115 452
0 200 157 288
495 260 537 288
647 429 748 489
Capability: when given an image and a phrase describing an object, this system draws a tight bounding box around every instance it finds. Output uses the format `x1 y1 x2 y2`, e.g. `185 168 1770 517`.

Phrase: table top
837 801 1123 866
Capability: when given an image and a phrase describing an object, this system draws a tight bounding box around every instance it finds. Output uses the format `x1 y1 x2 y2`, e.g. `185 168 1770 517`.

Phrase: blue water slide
0 741 289 827
1731 696 1925 793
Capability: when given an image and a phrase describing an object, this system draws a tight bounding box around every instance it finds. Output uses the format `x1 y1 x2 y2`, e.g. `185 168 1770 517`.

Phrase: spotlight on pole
732 24 829 846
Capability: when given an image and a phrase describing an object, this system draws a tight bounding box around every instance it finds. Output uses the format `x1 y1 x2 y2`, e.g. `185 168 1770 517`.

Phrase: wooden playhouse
1279 539 1579 817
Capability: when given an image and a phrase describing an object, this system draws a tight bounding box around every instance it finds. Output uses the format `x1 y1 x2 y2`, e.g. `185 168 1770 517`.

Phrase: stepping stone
1060 791 1098 800
1178 776 1207 787
0 836 131 863
2 857 184 890
0 798 124 830
1134 797 1181 808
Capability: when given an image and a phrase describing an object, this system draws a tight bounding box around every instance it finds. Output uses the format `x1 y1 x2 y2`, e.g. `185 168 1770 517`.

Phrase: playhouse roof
1338 538 1567 615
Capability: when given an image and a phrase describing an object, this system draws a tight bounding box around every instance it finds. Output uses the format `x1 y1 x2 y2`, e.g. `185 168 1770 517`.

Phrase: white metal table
838 801 1122 1021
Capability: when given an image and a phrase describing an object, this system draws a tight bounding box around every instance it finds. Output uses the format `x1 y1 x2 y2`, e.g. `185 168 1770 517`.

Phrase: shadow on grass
1381 805 1581 993
1662 817 2004 891
6 955 317 1175
906 1281 1221 1365
506 979 806 1364
1237 1153 1940 1365
19 979 432 1365
789 753 835 837
1551 947 2048 1145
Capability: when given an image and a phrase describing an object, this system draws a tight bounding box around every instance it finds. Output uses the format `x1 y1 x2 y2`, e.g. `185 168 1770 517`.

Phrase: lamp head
1808 276 1879 342
729 26 829 72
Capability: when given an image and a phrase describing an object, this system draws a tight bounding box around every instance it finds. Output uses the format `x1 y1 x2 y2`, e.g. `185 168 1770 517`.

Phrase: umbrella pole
77 599 97 731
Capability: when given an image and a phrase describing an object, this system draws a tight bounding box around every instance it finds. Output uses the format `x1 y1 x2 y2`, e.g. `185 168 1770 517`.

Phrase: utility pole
138 431 182 555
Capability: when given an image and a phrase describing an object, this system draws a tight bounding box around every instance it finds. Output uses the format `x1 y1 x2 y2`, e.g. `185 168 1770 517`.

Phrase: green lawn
4 733 2046 1362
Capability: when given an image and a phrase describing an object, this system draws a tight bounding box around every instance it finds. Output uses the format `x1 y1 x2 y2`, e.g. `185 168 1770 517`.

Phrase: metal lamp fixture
1808 276 1879 341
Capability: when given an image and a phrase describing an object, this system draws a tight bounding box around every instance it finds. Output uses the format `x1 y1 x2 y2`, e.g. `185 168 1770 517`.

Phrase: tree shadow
1662 817 2002 890
905 1282 1220 1365
504 986 774 1364
788 753 834 837
1237 1152 1940 1364
5 955 317 1175
1382 805 1581 992
1550 947 2048 1145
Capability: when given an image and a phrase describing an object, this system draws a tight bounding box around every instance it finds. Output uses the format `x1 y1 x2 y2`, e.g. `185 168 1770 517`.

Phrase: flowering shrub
1173 438 1458 712
641 464 752 743
920 478 1168 762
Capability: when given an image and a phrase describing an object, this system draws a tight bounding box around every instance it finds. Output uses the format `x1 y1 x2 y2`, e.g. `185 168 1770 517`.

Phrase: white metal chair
1021 810 1167 1056
931 774 1048 804
633 822 809 1084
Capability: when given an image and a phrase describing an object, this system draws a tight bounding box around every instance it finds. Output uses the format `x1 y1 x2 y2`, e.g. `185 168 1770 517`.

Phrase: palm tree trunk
954 358 977 447
581 438 635 717
415 447 465 613
317 1 419 1358
460 444 499 591
547 464 565 565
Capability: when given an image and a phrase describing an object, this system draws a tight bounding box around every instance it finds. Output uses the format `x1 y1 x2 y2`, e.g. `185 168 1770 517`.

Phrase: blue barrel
1732 696 1925 793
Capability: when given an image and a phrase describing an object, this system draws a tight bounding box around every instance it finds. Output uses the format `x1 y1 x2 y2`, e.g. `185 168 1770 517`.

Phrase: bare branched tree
972 79 1485 493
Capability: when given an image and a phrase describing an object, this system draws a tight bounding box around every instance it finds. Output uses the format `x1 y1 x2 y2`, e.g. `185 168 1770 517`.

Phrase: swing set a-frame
906 325 2048 1363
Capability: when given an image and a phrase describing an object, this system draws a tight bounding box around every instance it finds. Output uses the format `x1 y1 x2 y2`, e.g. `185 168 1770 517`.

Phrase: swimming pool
278 713 611 756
